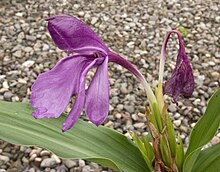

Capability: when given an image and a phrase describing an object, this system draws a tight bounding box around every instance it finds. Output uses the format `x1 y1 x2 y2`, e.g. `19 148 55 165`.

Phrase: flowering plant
0 14 220 172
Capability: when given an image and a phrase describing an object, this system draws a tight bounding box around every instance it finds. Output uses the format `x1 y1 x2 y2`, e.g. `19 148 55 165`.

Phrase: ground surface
0 0 220 171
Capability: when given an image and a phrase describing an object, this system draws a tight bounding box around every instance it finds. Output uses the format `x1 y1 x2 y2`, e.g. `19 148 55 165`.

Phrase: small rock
22 60 35 68
168 104 177 112
211 72 219 78
173 120 181 127
124 105 135 114
78 11 85 17
78 159 85 167
29 154 37 161
104 121 114 127
82 165 92 172
22 156 29 163
2 81 9 89
115 113 122 119
13 50 22 58
42 44 49 51
51 154 61 164
24 47 33 53
40 158 56 168
40 150 50 156
133 122 145 128
131 114 138 121
180 125 188 133
91 17 98 25
0 155 9 163
116 104 124 111
4 92 13 101
18 78 27 84
63 160 77 168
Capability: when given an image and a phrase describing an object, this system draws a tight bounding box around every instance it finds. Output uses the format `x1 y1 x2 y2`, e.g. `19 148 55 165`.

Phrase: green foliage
176 26 188 38
0 101 149 172
191 142 220 172
186 88 220 157
183 88 220 172
130 132 152 170
175 134 184 172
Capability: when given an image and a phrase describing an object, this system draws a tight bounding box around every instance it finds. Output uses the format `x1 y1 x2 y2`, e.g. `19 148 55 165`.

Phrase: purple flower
30 14 155 132
159 30 194 102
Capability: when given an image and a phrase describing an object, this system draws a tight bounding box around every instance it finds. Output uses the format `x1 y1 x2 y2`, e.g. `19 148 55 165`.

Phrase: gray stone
4 92 13 101
78 159 85 167
173 120 181 127
63 160 77 168
40 158 56 168
168 104 177 112
13 50 22 58
124 105 135 114
0 155 9 163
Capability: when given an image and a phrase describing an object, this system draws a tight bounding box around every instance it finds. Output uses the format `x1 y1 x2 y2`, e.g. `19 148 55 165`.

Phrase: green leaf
175 134 184 172
130 132 152 170
191 143 220 172
186 88 220 157
166 113 176 158
183 149 201 172
142 136 154 162
0 101 150 172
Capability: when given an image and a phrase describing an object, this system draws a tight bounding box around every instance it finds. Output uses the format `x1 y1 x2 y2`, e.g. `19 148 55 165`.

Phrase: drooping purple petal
85 57 109 126
47 14 108 55
62 57 105 132
30 54 92 119
162 30 194 102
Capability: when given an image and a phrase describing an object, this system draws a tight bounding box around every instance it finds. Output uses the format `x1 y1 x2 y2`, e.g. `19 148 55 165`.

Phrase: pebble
124 105 135 114
2 81 9 89
13 50 22 58
24 47 33 53
82 165 92 172
173 120 181 127
168 104 177 112
40 150 50 156
180 125 188 133
22 60 35 68
0 155 10 163
51 154 61 164
133 122 145 129
40 158 57 168
3 92 13 101
63 160 77 168
78 160 85 167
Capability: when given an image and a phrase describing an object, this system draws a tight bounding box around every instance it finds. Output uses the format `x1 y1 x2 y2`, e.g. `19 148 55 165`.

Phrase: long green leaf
183 149 201 172
0 101 149 172
191 143 220 172
186 88 220 157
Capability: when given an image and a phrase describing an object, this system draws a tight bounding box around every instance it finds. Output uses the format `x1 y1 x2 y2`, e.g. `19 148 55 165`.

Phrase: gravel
0 0 220 171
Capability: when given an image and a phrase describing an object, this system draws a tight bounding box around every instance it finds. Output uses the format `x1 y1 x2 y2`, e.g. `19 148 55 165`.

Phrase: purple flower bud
160 30 194 102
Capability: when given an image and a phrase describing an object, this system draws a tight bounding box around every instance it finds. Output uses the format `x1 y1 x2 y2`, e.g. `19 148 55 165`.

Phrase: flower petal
47 14 108 55
85 57 109 126
62 58 104 132
30 54 92 119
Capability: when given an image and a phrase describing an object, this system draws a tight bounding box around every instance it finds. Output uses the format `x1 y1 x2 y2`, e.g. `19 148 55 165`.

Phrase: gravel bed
0 0 220 171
